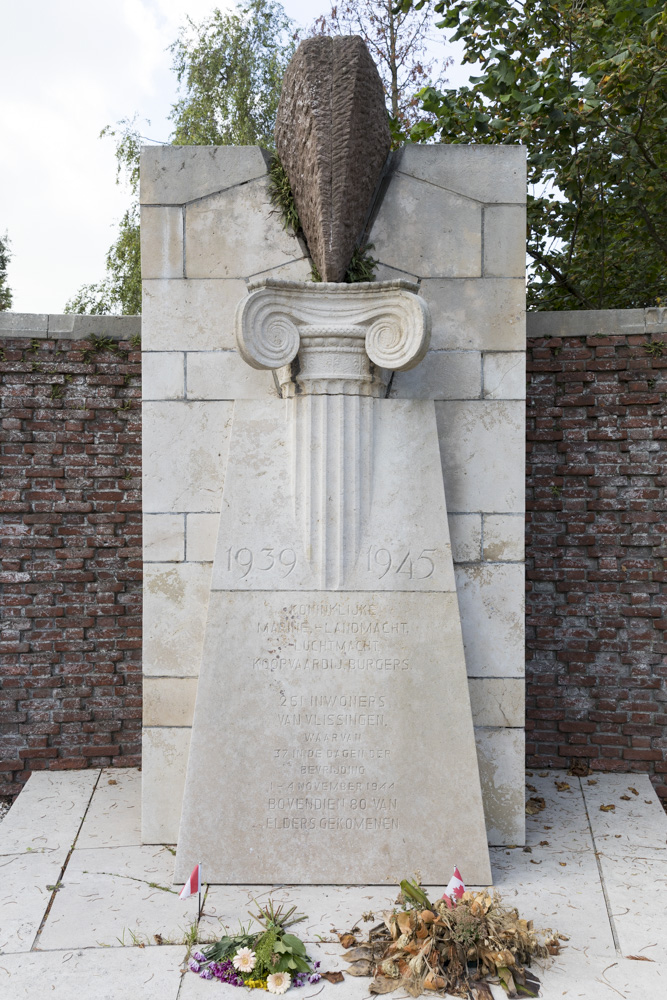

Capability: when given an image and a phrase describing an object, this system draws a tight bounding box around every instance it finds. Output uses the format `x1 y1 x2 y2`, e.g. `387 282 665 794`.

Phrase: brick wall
3 307 667 806
526 308 667 803
0 316 142 798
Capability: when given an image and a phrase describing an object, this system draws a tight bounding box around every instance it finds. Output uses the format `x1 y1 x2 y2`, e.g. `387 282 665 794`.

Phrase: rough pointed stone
275 36 391 283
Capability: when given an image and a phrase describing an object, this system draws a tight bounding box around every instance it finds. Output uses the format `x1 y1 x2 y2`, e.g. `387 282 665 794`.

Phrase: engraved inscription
246 600 413 835
366 546 436 580
226 546 296 577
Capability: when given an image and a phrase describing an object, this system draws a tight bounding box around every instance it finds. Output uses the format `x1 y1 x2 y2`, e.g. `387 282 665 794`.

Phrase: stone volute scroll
236 278 431 398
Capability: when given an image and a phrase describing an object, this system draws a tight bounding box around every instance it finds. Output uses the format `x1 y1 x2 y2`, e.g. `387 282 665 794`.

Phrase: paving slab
199 884 415 943
582 773 667 851
76 768 141 849
0 852 64 954
37 845 198 950
0 945 185 1000
3 770 667 999
0 770 99 856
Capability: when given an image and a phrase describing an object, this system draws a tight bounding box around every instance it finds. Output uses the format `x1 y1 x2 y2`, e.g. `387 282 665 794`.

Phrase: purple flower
308 973 321 984
193 951 206 962
189 959 201 973
200 968 214 980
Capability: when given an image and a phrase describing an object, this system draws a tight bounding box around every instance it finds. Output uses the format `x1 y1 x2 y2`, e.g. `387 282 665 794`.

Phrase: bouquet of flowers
189 899 322 993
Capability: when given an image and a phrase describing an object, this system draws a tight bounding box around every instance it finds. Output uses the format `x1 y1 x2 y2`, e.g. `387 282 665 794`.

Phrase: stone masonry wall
0 314 142 798
526 307 667 804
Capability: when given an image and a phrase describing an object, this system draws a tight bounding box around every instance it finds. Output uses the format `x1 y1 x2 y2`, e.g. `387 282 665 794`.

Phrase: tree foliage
396 0 667 309
66 1 296 315
310 0 448 131
0 232 12 311
170 0 296 147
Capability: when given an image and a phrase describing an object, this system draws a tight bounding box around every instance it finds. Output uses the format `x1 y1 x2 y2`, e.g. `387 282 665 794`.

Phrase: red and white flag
179 862 202 900
442 867 466 907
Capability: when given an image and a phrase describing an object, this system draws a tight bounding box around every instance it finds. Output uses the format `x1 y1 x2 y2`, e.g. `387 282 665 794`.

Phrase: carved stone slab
275 36 391 282
174 399 491 884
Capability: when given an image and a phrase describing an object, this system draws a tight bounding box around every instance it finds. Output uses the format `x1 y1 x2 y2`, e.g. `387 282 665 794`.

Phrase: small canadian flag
442 867 466 907
179 862 202 900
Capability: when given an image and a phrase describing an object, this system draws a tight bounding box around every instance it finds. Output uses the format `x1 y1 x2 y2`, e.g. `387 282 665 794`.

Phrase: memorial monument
140 36 527 876
172 37 490 884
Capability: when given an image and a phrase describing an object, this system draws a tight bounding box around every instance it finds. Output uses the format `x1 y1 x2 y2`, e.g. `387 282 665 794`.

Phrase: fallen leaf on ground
620 795 631 801
626 955 655 962
525 783 537 793
600 804 616 812
369 976 398 994
346 961 374 977
338 934 357 949
559 862 567 867
525 797 546 815
628 787 638 795
587 779 597 785
645 800 652 805
555 782 570 791
539 841 550 846
322 971 344 984
538 771 548 777
568 761 592 776
470 984 494 1000
108 779 117 785
530 859 542 865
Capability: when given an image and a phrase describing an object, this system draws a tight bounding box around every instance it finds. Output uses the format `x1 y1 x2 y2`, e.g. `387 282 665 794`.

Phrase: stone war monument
140 35 527 884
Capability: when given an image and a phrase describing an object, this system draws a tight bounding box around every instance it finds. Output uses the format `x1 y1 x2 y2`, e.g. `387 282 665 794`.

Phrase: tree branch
527 246 596 308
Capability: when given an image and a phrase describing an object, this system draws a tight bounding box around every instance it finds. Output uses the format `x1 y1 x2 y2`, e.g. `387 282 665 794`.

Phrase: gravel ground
0 796 12 823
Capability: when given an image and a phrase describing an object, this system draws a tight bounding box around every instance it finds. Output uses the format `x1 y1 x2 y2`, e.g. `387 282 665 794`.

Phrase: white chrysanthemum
267 971 291 994
232 947 257 973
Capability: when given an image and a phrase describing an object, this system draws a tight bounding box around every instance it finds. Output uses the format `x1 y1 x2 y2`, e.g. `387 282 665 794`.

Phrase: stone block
186 513 219 562
143 563 212 677
142 352 184 400
483 205 526 278
420 279 525 351
141 727 191 844
448 513 482 563
369 172 481 278
143 677 197 727
483 351 525 400
186 351 277 401
483 514 525 562
142 278 247 351
436 400 525 513
0 312 48 334
143 514 185 562
140 144 269 205
249 257 312 281
142 400 233 513
475 727 525 845
469 678 525 727
389 350 481 400
394 144 526 205
140 206 183 279
526 308 646 338
373 261 419 283
185 177 303 279
455 564 525 677
46 314 141 338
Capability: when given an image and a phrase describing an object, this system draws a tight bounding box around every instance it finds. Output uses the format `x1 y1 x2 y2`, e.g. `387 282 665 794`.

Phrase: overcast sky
0 0 461 314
